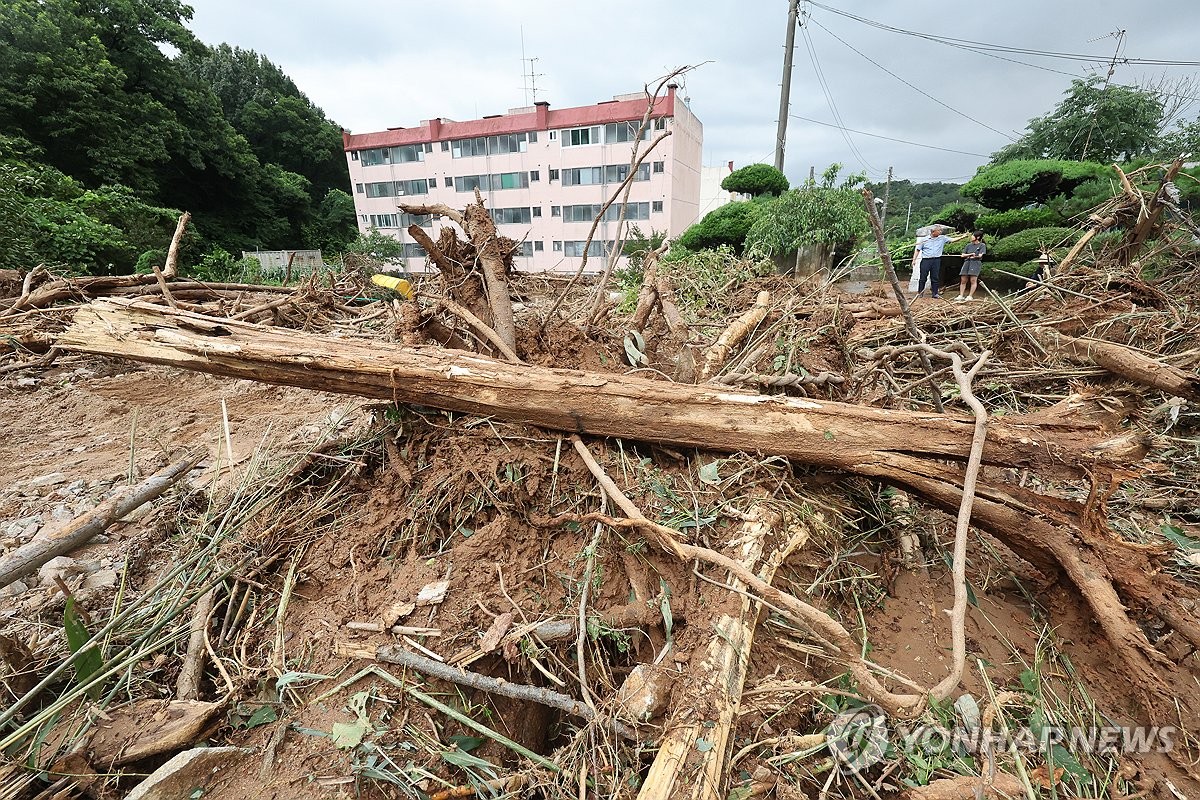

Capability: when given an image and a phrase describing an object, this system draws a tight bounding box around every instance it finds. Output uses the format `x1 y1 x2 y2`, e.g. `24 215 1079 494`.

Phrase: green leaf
698 460 722 485
1160 523 1200 550
441 748 499 775
275 670 332 695
64 598 102 698
448 735 485 753
330 720 369 749
695 737 713 752
244 705 278 730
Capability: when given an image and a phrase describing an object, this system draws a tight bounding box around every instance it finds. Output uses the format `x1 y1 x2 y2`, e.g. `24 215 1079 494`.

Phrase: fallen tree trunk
1034 326 1200 401
57 300 1132 482
638 504 805 800
0 452 201 589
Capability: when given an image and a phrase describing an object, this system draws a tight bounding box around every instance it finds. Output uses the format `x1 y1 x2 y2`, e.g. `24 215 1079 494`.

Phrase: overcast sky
182 0 1200 186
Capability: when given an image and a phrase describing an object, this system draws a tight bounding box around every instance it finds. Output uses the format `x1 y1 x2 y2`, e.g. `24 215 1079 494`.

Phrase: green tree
990 77 1164 164
177 44 349 200
721 164 789 197
744 164 868 259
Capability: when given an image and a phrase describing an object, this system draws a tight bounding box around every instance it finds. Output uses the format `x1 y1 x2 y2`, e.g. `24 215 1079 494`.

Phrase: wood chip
415 580 449 607
479 612 514 654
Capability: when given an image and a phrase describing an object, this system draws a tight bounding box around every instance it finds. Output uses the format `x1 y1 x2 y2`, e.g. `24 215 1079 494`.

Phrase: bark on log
0 452 201 589
638 506 805 800
57 300 1128 482
699 291 771 382
1034 326 1200 401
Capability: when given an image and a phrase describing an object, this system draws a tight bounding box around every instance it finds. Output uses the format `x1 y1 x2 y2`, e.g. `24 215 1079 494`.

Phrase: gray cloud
183 0 1200 184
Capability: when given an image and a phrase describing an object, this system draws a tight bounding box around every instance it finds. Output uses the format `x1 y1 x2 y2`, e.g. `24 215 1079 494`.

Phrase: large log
1034 326 1200 402
57 300 1129 484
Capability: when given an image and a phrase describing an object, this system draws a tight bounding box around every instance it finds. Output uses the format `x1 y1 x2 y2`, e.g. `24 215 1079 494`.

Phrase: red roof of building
343 89 675 151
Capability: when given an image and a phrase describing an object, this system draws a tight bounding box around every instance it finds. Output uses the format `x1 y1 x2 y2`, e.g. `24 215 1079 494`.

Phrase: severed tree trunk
1033 326 1200 401
57 300 1133 482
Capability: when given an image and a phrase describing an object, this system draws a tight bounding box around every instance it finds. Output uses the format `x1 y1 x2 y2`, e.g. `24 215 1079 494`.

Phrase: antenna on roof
520 26 544 104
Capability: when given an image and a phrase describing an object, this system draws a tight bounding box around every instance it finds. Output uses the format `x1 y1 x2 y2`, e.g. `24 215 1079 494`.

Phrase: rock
38 556 82 586
19 522 39 541
615 664 674 722
0 580 28 597
51 504 73 523
83 569 118 590
66 479 87 496
123 746 248 800
71 499 96 516
27 473 67 489
15 377 38 389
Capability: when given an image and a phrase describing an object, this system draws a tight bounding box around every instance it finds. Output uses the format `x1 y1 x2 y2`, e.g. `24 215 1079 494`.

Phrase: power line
789 113 990 157
805 2 1200 66
807 15 1017 142
797 16 880 175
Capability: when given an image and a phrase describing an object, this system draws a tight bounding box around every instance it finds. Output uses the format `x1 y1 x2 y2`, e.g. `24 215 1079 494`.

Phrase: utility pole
774 0 801 173
1081 28 1125 161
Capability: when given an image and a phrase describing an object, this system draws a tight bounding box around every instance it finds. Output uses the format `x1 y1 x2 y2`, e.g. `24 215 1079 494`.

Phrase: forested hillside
0 0 356 275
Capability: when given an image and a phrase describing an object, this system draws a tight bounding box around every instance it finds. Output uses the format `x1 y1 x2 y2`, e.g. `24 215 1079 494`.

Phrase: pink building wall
343 86 703 273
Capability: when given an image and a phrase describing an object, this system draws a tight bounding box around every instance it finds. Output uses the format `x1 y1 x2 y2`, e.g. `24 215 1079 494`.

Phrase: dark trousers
918 257 941 296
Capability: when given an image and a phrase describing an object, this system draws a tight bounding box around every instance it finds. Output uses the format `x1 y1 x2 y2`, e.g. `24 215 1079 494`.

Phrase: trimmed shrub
990 226 1080 263
926 202 984 232
721 164 789 197
677 201 762 253
979 260 1031 281
961 160 1113 210
976 207 1062 237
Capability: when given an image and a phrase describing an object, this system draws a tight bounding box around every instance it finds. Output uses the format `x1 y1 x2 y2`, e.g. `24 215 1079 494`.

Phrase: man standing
954 231 986 302
914 226 970 299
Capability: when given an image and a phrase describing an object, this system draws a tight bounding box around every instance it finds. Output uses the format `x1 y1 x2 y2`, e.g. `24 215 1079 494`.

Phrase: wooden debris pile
1 159 1199 800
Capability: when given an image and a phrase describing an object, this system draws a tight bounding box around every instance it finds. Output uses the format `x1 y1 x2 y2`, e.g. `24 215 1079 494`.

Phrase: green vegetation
677 201 763 254
989 227 1080 263
990 76 1165 164
744 164 868 259
720 163 789 197
976 207 1063 237
0 0 355 274
960 160 1113 210
925 202 985 233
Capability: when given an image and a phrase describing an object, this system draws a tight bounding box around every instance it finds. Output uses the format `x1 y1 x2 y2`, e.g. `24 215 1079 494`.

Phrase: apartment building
342 85 702 272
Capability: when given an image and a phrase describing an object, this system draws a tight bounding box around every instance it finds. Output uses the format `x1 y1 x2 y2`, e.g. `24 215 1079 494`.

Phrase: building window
549 130 557 140
652 200 663 213
364 179 429 198
532 207 542 218
552 240 562 251
360 214 368 222
654 117 667 130
560 203 650 222
451 132 529 158
509 241 534 257
605 122 650 143
534 241 544 252
562 126 601 147
444 177 453 187
549 168 559 181
563 240 612 257
529 131 538 143
402 243 428 259
551 206 561 217
424 143 433 153
561 164 650 186
490 207 534 225
351 151 359 161
355 183 364 194
454 172 530 192
652 161 665 173
530 170 540 182
441 141 450 151
360 146 424 166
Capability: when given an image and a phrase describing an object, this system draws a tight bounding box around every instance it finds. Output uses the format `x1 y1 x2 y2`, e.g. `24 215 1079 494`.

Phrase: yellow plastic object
371 274 414 300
